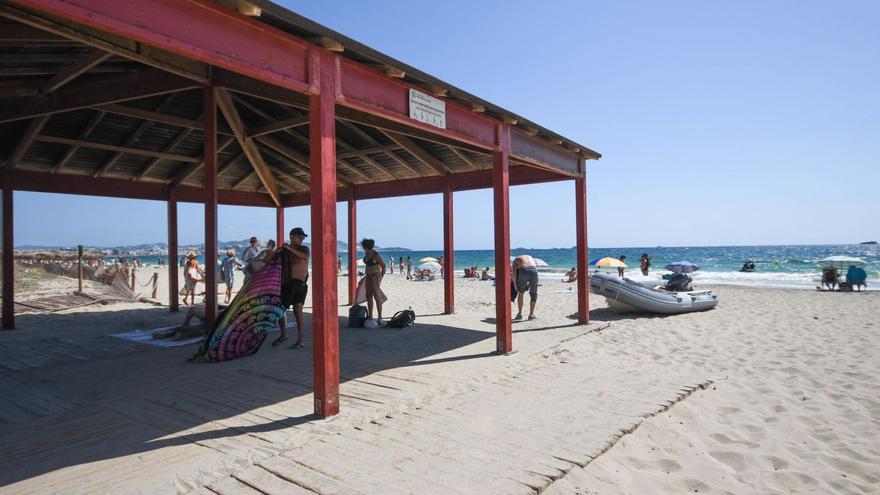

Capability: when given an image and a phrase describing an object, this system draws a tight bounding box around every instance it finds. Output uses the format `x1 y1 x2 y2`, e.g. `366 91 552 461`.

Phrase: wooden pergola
0 0 599 418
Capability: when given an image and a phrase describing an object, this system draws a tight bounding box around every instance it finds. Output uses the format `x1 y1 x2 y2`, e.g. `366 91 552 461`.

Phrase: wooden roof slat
217 151 245 178
41 49 111 94
133 127 193 181
168 136 235 186
52 110 105 173
34 135 200 163
5 115 49 171
215 88 282 206
384 131 450 176
232 170 256 190
94 94 175 178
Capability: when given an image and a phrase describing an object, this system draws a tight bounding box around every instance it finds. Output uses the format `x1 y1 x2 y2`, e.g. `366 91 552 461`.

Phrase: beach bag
388 309 416 329
348 304 368 328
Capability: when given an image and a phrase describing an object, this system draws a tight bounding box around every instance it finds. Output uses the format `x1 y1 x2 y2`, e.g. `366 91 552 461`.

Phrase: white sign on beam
408 89 446 129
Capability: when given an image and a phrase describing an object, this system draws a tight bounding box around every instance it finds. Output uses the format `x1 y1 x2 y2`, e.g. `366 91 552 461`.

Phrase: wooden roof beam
168 136 235 186
95 95 176 178
448 146 479 171
383 132 450 176
232 170 256 190
52 110 105 174
96 104 203 131
41 49 112 94
246 115 310 138
0 3 208 82
0 69 198 124
215 88 282 206
133 128 193 181
4 116 49 171
34 135 201 162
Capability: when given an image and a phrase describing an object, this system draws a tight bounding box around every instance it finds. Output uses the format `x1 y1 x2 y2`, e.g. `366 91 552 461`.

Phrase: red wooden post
493 124 512 353
443 174 454 314
167 187 179 312
2 173 14 330
575 163 590 324
309 48 340 418
203 84 218 327
347 188 357 305
276 206 285 246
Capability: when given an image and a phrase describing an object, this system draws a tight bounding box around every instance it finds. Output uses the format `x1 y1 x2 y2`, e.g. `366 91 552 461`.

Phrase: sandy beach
1 266 878 494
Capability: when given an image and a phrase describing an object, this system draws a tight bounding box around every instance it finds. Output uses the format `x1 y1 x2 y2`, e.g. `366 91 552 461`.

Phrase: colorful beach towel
190 254 284 362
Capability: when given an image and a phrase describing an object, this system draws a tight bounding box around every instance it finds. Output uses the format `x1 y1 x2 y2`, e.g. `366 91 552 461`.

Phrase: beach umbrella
818 256 867 269
665 260 700 274
590 257 627 268
419 257 438 263
418 261 442 272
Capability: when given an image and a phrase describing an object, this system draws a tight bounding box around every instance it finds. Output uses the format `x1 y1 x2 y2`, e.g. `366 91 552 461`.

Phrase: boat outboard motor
665 273 692 291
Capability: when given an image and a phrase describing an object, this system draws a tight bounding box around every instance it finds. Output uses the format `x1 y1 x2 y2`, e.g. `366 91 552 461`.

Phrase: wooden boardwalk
0 309 710 494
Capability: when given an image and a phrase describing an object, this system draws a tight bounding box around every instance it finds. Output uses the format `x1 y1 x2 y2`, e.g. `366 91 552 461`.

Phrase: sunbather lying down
153 304 227 341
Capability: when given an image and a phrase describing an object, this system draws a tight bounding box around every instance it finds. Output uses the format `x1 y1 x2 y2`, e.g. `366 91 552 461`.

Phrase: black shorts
281 279 308 308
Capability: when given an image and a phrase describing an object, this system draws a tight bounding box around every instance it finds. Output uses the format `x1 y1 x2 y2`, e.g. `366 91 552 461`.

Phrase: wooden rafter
231 96 372 184
5 116 49 170
96 103 203 131
0 69 198 124
217 151 245 178
384 132 450 176
336 144 399 160
41 49 112 94
133 127 193 181
215 88 281 206
95 95 176 178
0 3 208 82
52 110 105 174
168 136 235 186
247 115 309 138
449 146 479 171
35 135 200 162
232 170 256 190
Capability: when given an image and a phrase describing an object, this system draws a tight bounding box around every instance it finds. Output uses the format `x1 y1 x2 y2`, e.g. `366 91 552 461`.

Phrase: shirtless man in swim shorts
512 254 539 320
274 227 309 348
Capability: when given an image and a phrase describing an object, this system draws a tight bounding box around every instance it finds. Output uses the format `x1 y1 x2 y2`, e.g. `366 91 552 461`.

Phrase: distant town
15 240 412 257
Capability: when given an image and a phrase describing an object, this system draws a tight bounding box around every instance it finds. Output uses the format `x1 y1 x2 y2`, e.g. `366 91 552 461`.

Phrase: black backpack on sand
348 304 368 327
388 308 416 329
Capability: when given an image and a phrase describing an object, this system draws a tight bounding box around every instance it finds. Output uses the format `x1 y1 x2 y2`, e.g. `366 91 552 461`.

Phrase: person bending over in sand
274 228 309 349
362 238 387 323
562 267 578 283
512 254 539 320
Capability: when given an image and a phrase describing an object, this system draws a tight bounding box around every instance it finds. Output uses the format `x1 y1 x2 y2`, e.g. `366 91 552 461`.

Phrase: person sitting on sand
221 249 243 303
152 304 227 341
562 267 578 283
846 265 868 292
822 267 839 291
464 267 473 278
481 267 493 281
512 254 539 320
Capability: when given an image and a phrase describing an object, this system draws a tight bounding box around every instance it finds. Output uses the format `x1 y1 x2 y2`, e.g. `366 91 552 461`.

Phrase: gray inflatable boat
589 271 718 314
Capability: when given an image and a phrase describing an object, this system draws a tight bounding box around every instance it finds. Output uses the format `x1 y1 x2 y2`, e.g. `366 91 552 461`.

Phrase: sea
132 244 880 290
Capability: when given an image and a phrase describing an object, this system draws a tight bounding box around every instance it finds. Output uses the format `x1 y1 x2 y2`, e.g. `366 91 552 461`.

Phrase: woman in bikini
361 238 386 323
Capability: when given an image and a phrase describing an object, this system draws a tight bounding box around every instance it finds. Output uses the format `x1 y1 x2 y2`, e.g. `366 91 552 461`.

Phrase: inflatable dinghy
589 271 718 314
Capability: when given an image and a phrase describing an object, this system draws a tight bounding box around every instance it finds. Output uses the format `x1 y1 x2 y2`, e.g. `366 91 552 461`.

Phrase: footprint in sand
766 455 789 470
655 458 682 474
709 451 747 472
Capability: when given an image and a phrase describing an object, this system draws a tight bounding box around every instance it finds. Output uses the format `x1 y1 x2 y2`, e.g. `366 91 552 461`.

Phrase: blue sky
15 0 879 249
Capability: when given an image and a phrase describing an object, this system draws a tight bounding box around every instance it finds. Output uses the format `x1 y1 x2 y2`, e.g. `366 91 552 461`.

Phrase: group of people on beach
821 265 868 292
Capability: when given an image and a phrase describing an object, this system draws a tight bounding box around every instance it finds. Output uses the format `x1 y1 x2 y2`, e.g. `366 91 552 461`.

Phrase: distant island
859 241 878 245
